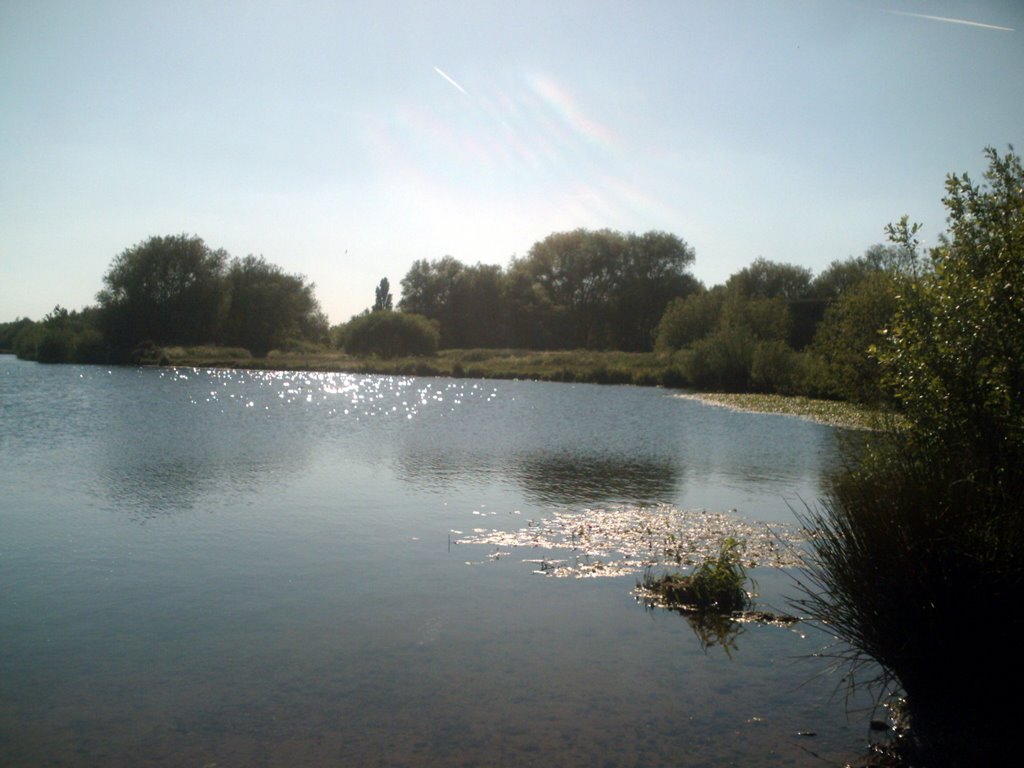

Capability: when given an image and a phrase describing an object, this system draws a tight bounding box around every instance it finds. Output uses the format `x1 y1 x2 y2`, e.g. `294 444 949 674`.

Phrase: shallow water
0 355 876 766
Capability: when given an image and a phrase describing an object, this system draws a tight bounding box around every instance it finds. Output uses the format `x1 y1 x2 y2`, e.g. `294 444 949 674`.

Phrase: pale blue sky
2 0 1021 324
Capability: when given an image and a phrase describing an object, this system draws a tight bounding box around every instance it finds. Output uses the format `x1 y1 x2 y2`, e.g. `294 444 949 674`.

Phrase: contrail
433 66 468 95
886 9 1014 32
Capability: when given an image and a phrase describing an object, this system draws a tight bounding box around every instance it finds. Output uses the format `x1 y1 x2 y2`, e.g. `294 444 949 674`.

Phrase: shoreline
11 346 890 431
674 391 891 431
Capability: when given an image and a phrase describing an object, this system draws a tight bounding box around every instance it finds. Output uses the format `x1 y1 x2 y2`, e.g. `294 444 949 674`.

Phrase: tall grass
641 537 752 613
794 432 1024 765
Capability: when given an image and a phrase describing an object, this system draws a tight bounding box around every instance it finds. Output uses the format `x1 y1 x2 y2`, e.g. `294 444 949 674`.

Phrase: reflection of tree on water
393 449 500 492
93 373 316 518
671 606 744 656
513 452 681 505
393 448 680 506
98 449 305 518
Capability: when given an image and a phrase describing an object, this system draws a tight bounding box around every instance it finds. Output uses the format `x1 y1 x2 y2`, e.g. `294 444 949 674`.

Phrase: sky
2 0 1022 325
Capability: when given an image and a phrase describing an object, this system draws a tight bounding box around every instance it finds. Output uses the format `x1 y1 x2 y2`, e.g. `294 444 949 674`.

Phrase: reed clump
794 148 1024 766
795 436 1024 766
641 537 752 613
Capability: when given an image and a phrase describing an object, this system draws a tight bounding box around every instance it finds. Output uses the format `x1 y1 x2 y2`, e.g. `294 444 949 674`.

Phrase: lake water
0 355 876 766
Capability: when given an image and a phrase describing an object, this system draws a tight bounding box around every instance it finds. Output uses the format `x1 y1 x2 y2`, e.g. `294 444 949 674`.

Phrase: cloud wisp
433 66 468 95
886 9 1014 32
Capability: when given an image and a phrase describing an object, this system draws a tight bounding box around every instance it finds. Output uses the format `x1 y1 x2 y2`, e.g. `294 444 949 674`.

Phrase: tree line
1 215 930 409
329 227 921 407
4 234 329 363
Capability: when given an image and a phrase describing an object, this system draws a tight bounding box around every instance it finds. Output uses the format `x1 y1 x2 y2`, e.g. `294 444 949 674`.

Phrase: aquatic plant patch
455 504 802 578
639 537 752 612
675 392 894 431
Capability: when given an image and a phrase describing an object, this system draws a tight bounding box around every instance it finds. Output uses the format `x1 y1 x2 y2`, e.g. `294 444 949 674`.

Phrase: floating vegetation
639 537 752 613
675 392 898 431
456 503 802 578
632 538 799 653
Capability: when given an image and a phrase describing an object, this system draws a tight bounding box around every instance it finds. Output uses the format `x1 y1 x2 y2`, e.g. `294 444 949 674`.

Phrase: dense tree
373 278 393 312
725 257 812 301
718 293 790 343
0 317 36 352
95 235 327 356
724 257 821 348
515 228 696 350
609 231 700 350
398 256 466 346
447 263 509 348
398 256 463 318
513 229 619 348
221 256 328 356
97 234 227 350
810 272 901 403
811 244 917 301
812 253 881 302
680 294 793 393
503 260 562 349
395 229 695 351
11 305 106 363
654 287 722 351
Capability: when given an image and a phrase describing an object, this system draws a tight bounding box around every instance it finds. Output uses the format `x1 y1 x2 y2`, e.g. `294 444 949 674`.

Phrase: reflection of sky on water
0 358 870 767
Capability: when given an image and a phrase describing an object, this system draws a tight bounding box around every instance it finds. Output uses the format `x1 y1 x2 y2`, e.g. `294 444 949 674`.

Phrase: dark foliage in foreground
795 147 1024 766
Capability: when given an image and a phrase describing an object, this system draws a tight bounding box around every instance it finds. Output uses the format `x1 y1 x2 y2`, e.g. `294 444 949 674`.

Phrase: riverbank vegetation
5 216 918 414
795 147 1024 766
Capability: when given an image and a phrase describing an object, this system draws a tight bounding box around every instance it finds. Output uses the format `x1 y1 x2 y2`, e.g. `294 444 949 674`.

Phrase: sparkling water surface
0 355 875 767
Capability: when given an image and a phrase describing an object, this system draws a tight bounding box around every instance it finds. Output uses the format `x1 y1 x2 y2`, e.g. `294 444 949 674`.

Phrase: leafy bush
810 271 901 404
654 289 723 351
797 147 1024 766
35 328 75 363
750 340 797 393
341 311 439 358
684 328 755 391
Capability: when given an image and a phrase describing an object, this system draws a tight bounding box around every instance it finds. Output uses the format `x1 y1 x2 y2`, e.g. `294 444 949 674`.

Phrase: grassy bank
153 345 687 386
149 345 883 430
674 392 893 431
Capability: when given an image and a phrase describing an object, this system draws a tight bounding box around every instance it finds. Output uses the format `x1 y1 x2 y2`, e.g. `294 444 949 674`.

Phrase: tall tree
97 234 227 349
725 257 812 300
222 255 327 355
610 231 699 350
447 263 509 348
373 278 393 312
398 256 466 347
516 228 696 350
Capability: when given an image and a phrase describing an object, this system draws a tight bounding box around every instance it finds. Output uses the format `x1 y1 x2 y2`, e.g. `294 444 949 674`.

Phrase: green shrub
35 328 75 363
750 340 797 393
341 311 439 358
685 328 755 391
654 289 724 351
810 271 901 404
797 148 1024 766
72 328 108 364
12 323 43 360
